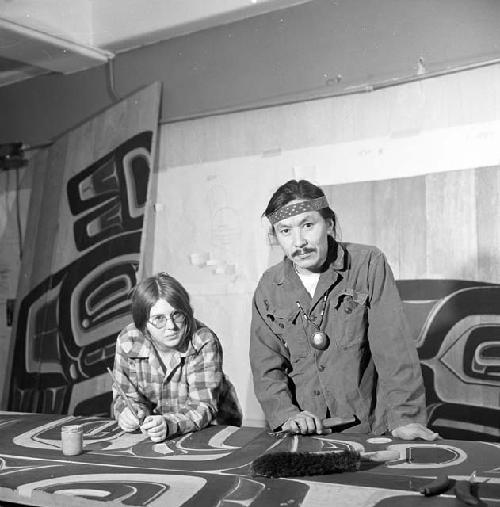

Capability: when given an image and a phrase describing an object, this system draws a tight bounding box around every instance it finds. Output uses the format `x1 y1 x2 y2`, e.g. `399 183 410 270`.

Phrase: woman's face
146 298 187 351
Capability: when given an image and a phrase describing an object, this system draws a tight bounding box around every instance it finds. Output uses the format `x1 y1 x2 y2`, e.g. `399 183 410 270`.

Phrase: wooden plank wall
326 167 500 284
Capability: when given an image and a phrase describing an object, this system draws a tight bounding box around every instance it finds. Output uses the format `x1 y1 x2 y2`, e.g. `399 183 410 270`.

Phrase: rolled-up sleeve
249 287 299 430
367 250 427 430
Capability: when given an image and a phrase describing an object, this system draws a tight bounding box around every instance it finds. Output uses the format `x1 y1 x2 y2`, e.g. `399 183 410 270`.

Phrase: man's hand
141 415 168 442
281 410 328 435
117 407 145 432
391 423 439 441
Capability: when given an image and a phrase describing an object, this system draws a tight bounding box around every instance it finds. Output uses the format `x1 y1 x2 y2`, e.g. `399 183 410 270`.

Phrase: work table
0 412 498 506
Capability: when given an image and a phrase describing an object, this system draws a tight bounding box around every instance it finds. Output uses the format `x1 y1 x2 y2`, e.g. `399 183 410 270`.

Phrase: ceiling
0 0 309 88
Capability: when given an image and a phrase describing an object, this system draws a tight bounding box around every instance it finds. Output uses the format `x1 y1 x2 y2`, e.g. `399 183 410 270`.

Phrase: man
250 179 438 440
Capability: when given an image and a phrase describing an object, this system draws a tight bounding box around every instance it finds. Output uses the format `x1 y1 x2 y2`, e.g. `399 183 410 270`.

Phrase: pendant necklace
296 295 329 350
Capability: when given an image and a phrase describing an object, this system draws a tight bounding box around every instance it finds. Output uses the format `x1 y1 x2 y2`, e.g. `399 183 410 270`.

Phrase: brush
250 449 400 478
106 367 145 424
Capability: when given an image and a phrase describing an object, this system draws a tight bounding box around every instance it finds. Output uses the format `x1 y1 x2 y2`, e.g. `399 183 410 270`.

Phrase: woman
112 272 241 442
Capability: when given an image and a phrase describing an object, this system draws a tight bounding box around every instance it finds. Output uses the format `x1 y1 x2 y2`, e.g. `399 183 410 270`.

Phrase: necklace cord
295 294 328 331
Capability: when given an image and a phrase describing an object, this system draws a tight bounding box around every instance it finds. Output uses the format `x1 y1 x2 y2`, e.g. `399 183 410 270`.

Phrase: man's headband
266 196 329 225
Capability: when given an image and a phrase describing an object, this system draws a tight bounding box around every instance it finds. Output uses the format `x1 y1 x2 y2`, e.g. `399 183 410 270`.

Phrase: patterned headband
267 196 329 225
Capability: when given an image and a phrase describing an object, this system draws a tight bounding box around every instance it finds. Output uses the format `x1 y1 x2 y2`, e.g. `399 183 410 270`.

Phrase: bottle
61 424 83 456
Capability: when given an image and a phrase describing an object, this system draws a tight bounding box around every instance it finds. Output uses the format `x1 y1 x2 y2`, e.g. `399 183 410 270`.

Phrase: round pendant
310 331 329 350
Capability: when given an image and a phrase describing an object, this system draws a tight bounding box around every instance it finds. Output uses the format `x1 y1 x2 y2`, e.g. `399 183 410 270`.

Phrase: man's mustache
292 247 315 258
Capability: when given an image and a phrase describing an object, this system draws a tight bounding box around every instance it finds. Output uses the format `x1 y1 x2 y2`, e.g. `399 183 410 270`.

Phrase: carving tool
455 470 480 505
271 415 358 437
419 473 451 496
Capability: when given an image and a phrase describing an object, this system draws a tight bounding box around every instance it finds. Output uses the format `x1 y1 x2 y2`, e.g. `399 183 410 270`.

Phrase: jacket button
278 322 284 328
345 306 353 314
318 365 325 372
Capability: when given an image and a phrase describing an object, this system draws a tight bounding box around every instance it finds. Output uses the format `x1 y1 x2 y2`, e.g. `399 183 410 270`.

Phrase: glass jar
61 424 83 456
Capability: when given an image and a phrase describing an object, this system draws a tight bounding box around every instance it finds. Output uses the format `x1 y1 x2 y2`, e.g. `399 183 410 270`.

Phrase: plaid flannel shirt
112 320 241 436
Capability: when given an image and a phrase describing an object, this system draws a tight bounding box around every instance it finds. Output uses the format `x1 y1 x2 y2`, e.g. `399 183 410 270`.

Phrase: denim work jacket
250 240 427 434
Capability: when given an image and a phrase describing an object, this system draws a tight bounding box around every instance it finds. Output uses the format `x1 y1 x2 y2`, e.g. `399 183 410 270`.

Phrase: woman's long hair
130 272 195 339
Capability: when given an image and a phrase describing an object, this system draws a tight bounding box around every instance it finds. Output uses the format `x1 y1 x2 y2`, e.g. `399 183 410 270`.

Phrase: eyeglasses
148 311 186 329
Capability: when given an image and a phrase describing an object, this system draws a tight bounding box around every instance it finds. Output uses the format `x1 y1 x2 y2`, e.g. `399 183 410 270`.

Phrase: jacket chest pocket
332 290 369 348
266 307 308 358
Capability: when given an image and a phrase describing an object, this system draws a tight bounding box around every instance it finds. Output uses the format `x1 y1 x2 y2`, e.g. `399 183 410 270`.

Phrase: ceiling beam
0 18 113 73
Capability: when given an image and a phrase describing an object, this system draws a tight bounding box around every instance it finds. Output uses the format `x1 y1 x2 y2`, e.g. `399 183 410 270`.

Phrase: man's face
274 202 333 274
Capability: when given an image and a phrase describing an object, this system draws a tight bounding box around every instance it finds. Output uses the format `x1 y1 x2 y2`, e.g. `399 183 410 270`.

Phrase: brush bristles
250 450 361 478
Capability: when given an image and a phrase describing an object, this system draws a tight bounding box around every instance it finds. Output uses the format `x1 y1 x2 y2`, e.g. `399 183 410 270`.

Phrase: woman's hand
117 407 145 432
281 410 326 435
391 422 439 441
141 415 168 442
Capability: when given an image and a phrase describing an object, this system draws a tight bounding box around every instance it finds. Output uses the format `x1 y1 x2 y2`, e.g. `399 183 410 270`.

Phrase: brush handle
314 449 400 462
106 367 141 421
360 450 400 462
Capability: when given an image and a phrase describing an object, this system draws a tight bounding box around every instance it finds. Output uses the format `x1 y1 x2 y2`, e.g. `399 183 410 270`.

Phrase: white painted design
17 473 206 507
385 443 467 469
152 442 174 454
12 417 148 451
482 441 500 451
314 438 366 454
437 315 500 385
12 418 239 461
54 489 111 497
0 456 59 477
219 476 266 506
13 416 75 450
206 426 240 449
1 454 141 469
294 480 415 507
367 437 392 444
83 420 116 436
87 431 147 451
150 452 232 461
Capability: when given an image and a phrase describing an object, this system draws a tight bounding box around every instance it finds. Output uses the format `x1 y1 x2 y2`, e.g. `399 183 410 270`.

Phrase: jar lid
62 425 82 433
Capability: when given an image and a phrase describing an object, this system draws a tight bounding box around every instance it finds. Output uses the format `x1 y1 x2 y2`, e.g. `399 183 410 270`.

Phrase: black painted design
397 279 500 440
9 132 153 416
0 413 498 507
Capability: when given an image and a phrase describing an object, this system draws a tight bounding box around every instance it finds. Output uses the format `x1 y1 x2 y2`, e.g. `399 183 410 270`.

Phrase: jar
61 425 83 456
